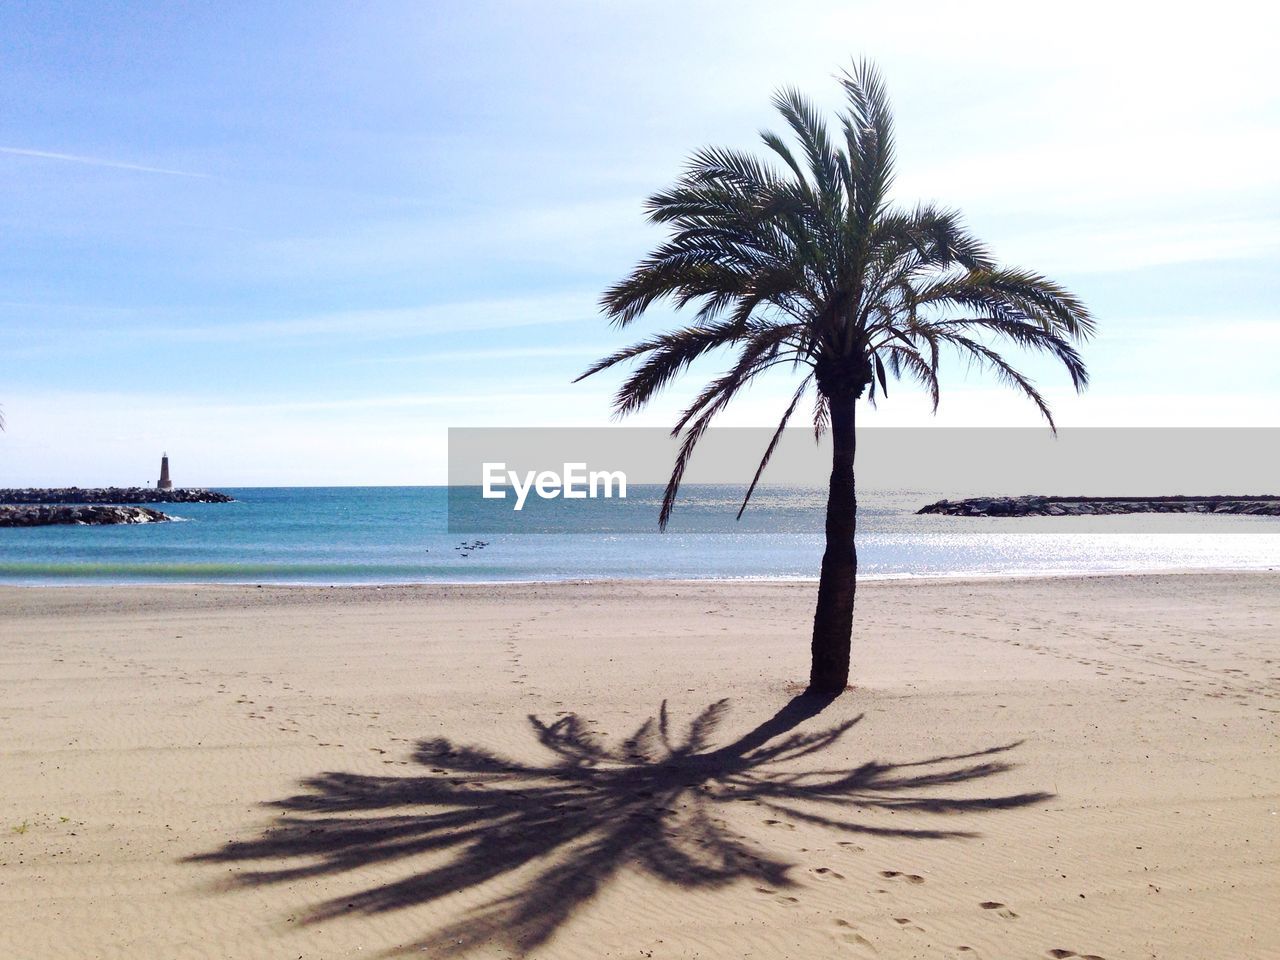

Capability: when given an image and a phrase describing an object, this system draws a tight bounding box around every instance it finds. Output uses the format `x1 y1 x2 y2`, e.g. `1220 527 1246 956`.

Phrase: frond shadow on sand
189 694 1051 956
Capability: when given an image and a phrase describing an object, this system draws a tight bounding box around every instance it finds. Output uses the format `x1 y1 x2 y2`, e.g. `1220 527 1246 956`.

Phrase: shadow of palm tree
190 694 1050 956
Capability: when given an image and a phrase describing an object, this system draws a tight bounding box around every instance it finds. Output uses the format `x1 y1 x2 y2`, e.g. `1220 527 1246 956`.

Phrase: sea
2 486 1278 585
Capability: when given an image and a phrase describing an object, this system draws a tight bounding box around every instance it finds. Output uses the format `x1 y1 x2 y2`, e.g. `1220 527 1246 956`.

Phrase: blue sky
2 0 1277 485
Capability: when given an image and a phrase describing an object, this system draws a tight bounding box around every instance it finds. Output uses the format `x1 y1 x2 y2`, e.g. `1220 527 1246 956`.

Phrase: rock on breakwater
0 487 232 505
917 495 1280 517
0 505 173 527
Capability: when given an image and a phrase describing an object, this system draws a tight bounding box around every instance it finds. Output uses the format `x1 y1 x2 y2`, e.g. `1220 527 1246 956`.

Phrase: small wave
0 560 536 585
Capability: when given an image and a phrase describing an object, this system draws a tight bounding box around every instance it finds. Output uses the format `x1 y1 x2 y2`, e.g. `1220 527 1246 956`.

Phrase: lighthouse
157 454 173 490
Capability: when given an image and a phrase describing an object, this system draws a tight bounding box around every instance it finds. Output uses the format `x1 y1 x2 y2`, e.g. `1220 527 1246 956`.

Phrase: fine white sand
1 573 1276 959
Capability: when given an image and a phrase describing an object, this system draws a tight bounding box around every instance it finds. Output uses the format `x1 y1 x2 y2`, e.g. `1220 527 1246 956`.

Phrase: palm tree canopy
579 62 1093 527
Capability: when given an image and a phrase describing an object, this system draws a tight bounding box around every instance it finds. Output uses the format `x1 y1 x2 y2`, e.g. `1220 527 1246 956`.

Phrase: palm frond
771 87 840 200
812 391 830 439
931 316 1088 391
914 268 1095 339
737 377 812 520
872 205 993 271
576 321 770 416
936 332 1058 430
660 334 800 529
838 60 895 232
759 130 809 188
880 343 940 410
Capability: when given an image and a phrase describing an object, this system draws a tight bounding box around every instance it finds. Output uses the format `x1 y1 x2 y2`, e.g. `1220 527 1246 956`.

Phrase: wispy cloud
0 293 602 344
998 218 1280 275
241 198 646 281
351 344 611 364
144 295 599 343
0 146 210 179
198 390 598 415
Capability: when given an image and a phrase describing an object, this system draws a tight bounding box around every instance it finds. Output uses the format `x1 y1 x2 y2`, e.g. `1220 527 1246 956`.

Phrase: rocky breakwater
918 495 1280 517
0 487 233 505
0 505 172 527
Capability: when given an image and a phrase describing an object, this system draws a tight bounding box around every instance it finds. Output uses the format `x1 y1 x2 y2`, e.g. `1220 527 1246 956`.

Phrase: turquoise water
1 486 1278 584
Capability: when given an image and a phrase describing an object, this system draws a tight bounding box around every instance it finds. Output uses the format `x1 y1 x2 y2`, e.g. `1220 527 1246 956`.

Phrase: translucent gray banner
446 427 1280 535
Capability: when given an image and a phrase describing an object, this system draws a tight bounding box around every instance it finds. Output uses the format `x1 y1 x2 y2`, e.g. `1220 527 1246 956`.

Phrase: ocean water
1 486 1277 585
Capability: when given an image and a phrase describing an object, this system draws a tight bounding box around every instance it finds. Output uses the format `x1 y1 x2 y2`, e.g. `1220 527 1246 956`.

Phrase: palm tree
577 63 1093 694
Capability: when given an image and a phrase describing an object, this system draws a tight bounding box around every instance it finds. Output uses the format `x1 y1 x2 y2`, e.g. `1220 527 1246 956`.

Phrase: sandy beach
1 573 1276 959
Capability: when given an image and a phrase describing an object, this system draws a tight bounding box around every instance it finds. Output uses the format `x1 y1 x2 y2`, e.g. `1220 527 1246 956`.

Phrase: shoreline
1 562 1277 590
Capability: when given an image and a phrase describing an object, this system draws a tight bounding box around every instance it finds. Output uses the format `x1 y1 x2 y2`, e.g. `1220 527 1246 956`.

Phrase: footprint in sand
813 866 847 880
763 818 796 830
755 886 799 906
880 870 926 884
980 901 1019 919
1047 951 1106 960
833 919 877 954
892 917 926 933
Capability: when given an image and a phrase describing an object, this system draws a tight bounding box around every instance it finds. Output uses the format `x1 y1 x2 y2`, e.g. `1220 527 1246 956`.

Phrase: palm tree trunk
809 392 857 693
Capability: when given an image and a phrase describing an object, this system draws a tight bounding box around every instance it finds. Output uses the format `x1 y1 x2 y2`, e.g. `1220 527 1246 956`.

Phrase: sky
1 0 1277 486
